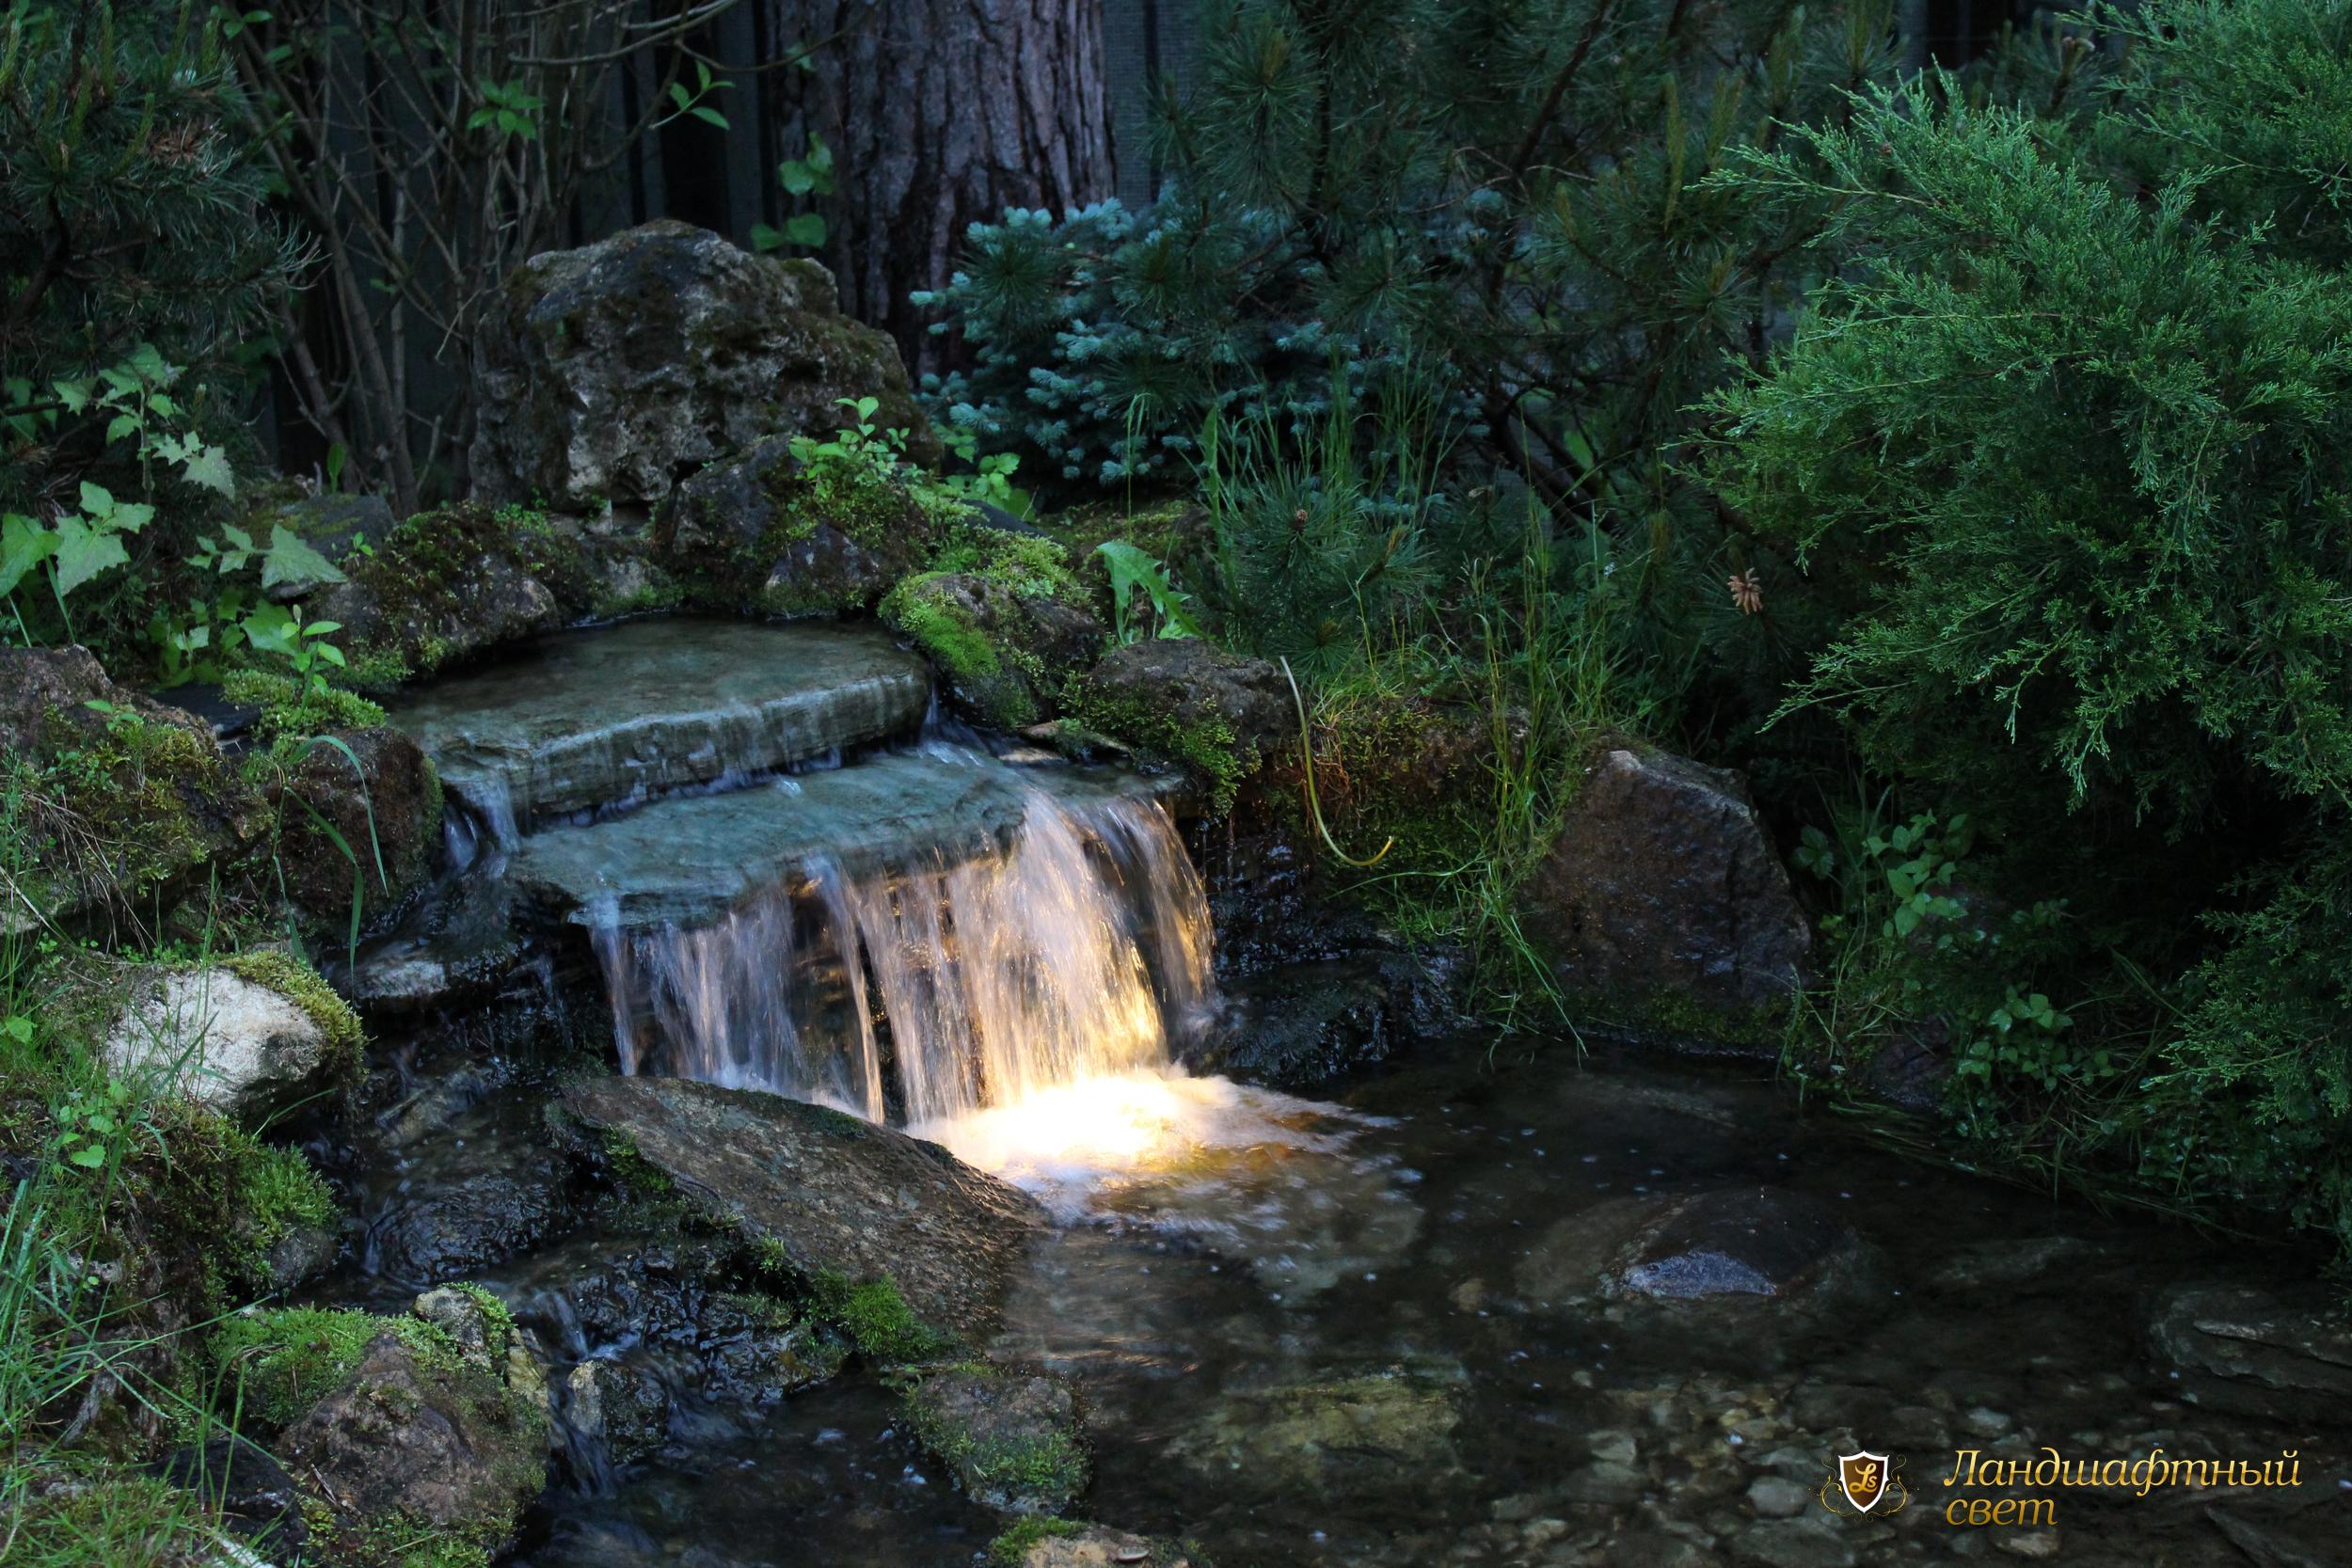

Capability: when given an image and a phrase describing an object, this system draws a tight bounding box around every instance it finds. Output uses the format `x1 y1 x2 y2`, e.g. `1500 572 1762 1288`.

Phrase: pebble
1588 1430 1639 1466
1994 1529 2061 1560
1745 1475 1813 1518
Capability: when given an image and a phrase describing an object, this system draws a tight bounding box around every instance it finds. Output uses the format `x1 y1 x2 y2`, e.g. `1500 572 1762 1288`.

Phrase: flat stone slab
385 618 930 826
506 744 1178 928
560 1075 1042 1337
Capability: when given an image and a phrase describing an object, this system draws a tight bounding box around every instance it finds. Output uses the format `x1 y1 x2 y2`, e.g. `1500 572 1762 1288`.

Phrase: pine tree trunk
790 0 1117 372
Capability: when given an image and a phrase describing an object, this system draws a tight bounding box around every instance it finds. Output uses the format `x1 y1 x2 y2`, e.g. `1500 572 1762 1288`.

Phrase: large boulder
1072 640 1293 804
0 646 264 930
2147 1282 2352 1428
276 1319 548 1563
1516 1187 1872 1313
103 953 360 1127
470 220 936 509
657 433 940 616
559 1076 1043 1338
1518 747 1809 1024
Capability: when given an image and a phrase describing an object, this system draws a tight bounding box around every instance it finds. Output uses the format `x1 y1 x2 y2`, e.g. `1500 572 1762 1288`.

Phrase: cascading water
586 748 1216 1137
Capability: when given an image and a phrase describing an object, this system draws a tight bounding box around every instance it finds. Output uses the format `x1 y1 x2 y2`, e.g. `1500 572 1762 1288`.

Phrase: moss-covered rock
313 503 582 689
658 434 941 616
879 521 1104 731
102 954 360 1128
469 219 937 510
904 1361 1088 1514
252 1301 550 1568
0 645 266 931
989 1520 1209 1568
272 724 444 927
1067 639 1293 811
558 1075 1041 1339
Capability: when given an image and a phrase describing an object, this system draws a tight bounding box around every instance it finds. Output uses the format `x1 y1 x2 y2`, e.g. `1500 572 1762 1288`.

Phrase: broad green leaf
78 481 115 516
0 515 58 597
784 213 827 247
243 601 298 652
691 106 729 129
261 525 345 591
68 1145 106 1169
51 517 131 596
179 443 236 497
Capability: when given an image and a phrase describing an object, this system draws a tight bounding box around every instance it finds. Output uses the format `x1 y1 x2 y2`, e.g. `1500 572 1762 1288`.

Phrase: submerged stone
993 1522 1210 1568
564 1356 671 1468
1167 1362 1465 1502
558 1075 1043 1337
506 745 1175 928
386 618 930 828
367 1118 576 1289
1517 1187 1872 1312
904 1361 1088 1514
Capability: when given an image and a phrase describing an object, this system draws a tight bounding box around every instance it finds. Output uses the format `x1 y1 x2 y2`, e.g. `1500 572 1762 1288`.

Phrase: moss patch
808 1268 950 1364
208 1306 389 1429
220 668 388 741
598 1127 674 1196
1063 677 1246 810
11 701 261 923
988 1517 1084 1566
221 947 364 1082
902 1361 1088 1513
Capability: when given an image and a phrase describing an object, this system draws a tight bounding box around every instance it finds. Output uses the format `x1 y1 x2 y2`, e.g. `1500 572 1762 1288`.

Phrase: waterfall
587 772 1215 1129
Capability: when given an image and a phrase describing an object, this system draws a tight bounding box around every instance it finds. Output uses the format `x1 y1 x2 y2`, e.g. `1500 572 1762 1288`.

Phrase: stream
320 618 2342 1568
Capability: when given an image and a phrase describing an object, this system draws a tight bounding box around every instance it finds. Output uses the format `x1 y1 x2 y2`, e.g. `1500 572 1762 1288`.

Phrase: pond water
471 1039 2338 1568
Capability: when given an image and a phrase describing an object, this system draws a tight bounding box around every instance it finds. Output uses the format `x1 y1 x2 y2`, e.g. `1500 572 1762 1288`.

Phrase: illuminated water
586 745 1220 1130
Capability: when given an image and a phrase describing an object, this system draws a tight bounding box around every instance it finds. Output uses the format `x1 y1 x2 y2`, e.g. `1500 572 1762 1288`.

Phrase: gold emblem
1839 1450 1892 1513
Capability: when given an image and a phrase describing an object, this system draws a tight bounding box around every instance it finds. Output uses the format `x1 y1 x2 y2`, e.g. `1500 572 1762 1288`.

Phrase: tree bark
787 0 1117 372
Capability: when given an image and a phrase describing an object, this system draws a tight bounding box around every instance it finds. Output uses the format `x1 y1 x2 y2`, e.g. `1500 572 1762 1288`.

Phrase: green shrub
1709 0 2352 1241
